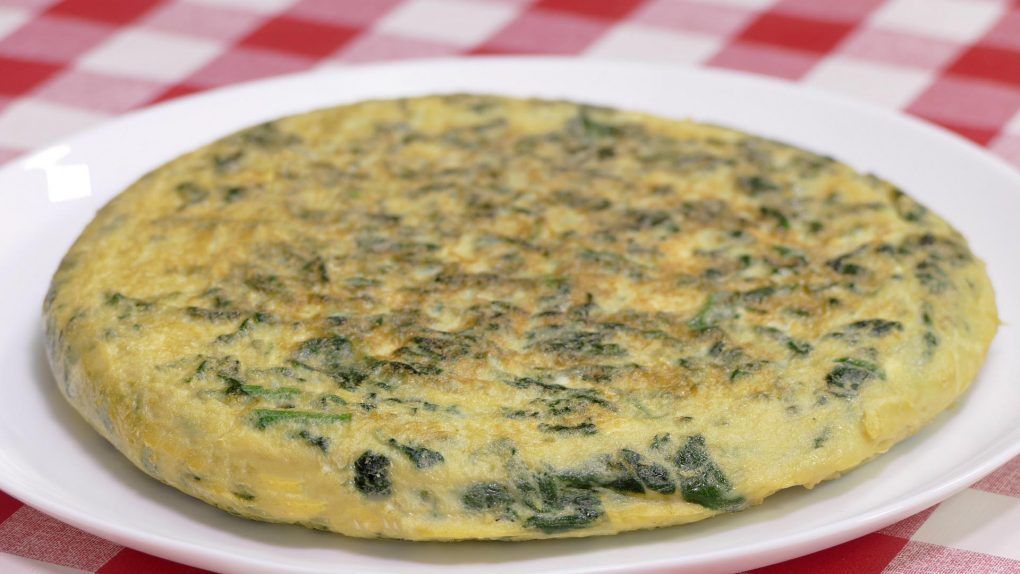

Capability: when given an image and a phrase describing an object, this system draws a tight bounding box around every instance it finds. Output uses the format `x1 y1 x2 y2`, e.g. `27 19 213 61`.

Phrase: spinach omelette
43 94 997 540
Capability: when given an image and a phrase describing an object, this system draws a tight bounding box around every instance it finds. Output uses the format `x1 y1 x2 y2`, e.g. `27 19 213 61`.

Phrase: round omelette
43 95 998 540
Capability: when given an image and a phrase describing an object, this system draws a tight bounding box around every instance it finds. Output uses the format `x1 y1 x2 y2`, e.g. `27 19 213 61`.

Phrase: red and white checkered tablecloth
1 0 1018 572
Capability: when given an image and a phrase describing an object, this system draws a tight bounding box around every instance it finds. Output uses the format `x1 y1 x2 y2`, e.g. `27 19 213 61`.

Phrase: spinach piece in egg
354 451 392 496
673 435 745 511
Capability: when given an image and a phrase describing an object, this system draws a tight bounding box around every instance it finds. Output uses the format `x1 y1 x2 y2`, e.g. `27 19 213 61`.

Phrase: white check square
0 552 98 574
78 29 222 82
586 23 722 65
912 489 1020 560
701 0 775 8
185 0 299 14
869 0 1004 43
0 6 31 39
375 0 519 47
804 56 934 109
1004 107 1020 135
0 100 107 149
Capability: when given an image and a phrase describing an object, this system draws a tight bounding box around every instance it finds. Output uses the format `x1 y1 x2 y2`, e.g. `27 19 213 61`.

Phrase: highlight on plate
43 94 997 540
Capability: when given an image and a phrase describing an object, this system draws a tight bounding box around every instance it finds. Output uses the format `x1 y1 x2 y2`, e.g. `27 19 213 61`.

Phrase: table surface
1 0 1018 572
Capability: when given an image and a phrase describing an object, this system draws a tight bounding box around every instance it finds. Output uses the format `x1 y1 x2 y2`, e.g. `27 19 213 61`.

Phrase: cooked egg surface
44 95 997 540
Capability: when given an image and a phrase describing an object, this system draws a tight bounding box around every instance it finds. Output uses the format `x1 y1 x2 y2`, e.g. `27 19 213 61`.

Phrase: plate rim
2 55 1019 574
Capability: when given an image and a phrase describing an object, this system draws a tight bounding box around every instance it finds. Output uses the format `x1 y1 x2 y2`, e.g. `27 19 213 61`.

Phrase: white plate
0 58 1018 574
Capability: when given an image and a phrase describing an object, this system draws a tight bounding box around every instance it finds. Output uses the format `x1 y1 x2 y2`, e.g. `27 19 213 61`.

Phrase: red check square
147 83 204 106
533 0 646 20
0 490 21 523
738 12 855 54
240 15 359 59
287 0 404 28
748 533 909 574
948 45 1020 88
46 0 164 25
0 56 61 96
928 122 999 145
